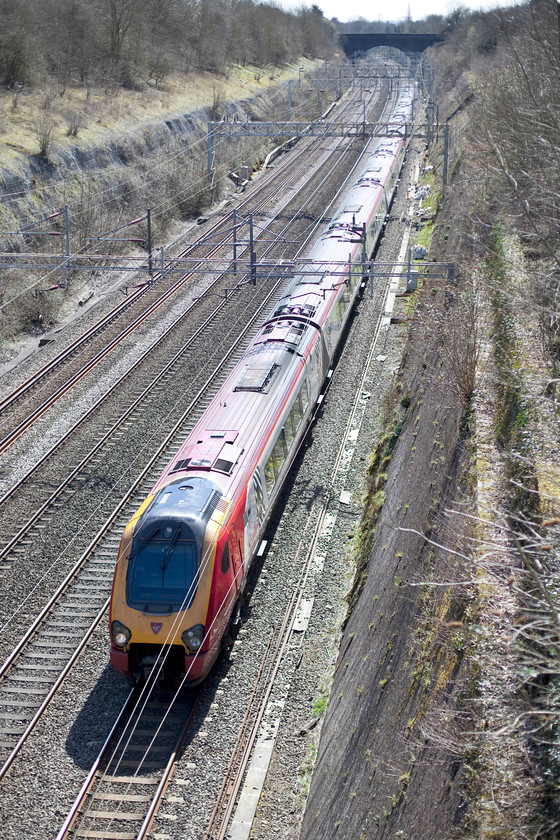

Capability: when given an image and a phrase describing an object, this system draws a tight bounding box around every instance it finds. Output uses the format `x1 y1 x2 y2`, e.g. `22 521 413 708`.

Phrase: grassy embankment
0 61 318 160
350 69 560 838
0 59 325 348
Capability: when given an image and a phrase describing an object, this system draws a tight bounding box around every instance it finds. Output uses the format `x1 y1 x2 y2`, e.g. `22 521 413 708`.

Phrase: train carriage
109 84 414 684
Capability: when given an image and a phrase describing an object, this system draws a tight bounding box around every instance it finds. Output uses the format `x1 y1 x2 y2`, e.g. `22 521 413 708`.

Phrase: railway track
0 92 383 579
0 76 384 461
0 75 391 650
53 489 330 840
0 99 395 759
57 685 200 840
0 117 379 771
201 258 400 839
0 269 289 780
52 229 403 838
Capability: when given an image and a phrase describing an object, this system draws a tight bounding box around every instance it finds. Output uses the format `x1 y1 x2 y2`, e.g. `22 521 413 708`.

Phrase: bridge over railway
339 32 445 55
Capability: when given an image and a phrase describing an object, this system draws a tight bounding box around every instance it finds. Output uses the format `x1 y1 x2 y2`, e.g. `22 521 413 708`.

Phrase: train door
309 340 326 395
229 524 244 588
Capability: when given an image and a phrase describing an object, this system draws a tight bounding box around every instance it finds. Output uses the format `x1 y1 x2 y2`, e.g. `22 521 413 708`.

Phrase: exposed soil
301 268 472 839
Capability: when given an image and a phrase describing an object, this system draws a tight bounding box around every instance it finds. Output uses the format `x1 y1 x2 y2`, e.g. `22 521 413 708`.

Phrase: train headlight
181 624 205 653
112 620 132 648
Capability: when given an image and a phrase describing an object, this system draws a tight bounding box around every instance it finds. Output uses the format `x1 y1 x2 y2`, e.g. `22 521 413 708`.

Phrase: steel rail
204 305 393 837
0 268 290 782
0 75 393 664
1 74 408 835
135 695 203 840
0 112 384 776
0 74 394 686
55 684 202 840
0 138 359 564
205 85 412 840
0 87 378 560
204 631 277 836
54 686 138 840
0 598 110 781
0 282 239 555
205 494 333 840
0 83 367 423
0 71 398 808
0 145 315 456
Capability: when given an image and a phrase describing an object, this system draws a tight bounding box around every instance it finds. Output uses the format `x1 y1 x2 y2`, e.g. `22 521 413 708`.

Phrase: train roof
150 83 415 502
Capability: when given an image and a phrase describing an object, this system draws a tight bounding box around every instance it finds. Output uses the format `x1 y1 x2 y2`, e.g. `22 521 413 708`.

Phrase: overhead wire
0 79 326 307
0 70 327 226
78 67 406 834
0 91 315 308
12 62 353 294
2 48 368 702
58 62 406 836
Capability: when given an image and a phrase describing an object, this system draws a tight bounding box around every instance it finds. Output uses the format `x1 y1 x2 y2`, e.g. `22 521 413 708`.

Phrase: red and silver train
109 84 414 684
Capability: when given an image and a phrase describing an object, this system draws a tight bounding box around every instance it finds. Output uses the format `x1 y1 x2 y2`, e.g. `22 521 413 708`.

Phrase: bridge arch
339 32 445 56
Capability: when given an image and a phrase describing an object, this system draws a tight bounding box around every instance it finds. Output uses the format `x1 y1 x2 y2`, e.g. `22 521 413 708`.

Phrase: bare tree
104 0 144 65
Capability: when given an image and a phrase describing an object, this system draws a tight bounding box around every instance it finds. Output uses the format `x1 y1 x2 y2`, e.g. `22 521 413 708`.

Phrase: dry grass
0 60 317 160
0 57 325 354
462 229 560 839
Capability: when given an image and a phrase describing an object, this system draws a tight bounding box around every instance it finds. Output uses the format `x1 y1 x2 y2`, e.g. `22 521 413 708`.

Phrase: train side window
264 457 276 493
266 386 308 493
271 431 287 475
301 379 309 412
291 392 303 429
264 430 287 494
284 416 295 449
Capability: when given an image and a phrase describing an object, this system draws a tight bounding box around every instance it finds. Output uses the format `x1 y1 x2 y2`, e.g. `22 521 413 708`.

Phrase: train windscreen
126 522 199 613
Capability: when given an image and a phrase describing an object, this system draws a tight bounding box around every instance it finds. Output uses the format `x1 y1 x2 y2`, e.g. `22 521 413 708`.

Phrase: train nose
138 645 188 682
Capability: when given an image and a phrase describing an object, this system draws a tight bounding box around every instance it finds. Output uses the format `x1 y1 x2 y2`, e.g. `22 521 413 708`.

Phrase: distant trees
0 0 39 87
431 0 560 411
466 1 560 373
105 0 142 65
474 3 560 244
0 0 337 90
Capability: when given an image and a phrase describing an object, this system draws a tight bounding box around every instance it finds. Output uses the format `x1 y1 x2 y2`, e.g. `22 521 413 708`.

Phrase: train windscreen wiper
160 527 181 579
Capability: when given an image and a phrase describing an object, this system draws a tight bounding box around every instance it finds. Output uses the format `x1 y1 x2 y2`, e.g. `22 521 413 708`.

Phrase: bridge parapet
340 32 445 55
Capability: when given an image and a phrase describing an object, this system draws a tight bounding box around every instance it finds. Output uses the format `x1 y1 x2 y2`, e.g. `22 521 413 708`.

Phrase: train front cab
109 475 239 685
